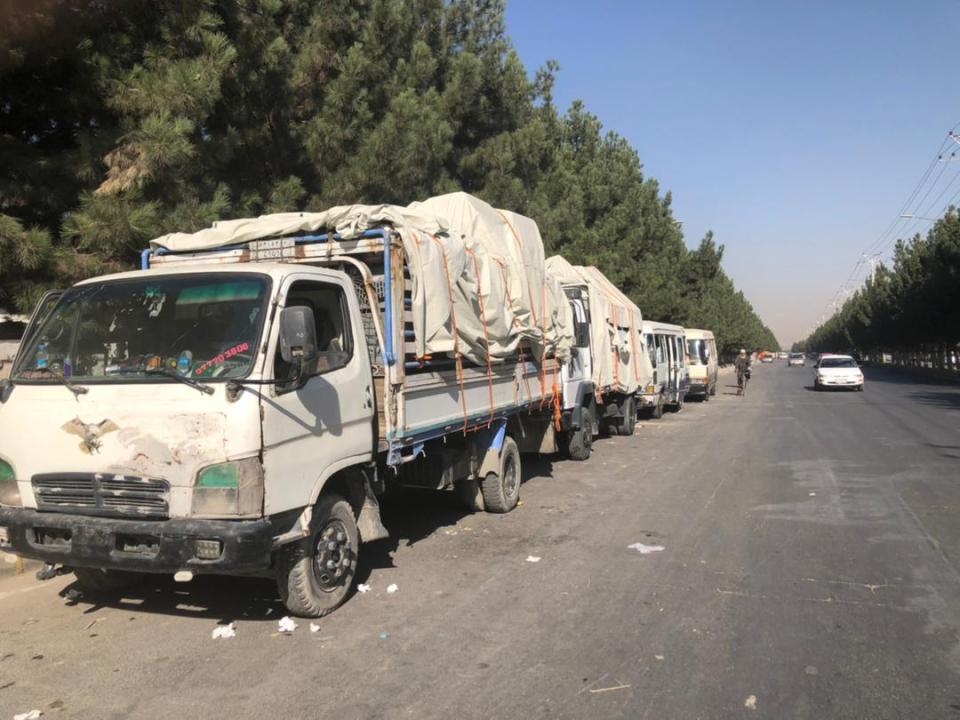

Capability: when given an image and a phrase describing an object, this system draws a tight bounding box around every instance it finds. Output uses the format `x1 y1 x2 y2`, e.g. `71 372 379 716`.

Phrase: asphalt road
2 362 960 719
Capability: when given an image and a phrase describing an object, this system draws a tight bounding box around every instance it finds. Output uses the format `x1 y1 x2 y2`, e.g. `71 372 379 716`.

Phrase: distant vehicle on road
787 352 804 367
761 353 774 363
685 328 718 401
813 354 864 391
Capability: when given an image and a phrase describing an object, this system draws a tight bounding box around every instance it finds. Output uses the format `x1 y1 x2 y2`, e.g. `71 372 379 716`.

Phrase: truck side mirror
279 305 318 365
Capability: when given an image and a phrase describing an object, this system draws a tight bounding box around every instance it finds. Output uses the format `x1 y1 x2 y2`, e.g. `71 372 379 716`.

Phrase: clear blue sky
505 0 960 347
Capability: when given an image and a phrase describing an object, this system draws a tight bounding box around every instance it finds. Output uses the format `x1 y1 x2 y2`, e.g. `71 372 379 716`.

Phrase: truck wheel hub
314 521 350 589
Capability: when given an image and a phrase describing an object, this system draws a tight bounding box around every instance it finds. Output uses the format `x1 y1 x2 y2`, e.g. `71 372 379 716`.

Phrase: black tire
709 381 717 397
615 396 636 436
72 567 143 593
857 385 864 392
814 380 821 391
703 387 710 402
275 493 358 618
560 411 593 461
670 393 684 413
652 394 664 419
481 436 521 513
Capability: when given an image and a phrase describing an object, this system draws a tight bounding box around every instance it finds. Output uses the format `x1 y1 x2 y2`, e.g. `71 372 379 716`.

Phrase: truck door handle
364 386 373 408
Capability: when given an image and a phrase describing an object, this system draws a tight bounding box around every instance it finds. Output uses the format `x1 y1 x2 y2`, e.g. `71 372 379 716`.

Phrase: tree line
796 210 960 360
0 0 778 354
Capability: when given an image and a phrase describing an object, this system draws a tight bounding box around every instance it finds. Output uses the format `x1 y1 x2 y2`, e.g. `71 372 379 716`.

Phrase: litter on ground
357 583 371 593
588 684 630 694
628 543 665 554
745 695 758 709
14 711 43 720
310 623 321 633
379 632 389 640
278 616 298 633
386 584 398 594
211 622 236 639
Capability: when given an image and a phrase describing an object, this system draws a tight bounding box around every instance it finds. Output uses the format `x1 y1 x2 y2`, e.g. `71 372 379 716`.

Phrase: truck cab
0 263 385 616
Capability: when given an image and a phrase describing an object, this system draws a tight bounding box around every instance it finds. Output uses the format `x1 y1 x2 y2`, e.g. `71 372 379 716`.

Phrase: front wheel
651 395 664 419
560 407 593 461
481 436 521 513
275 493 358 618
615 396 636 436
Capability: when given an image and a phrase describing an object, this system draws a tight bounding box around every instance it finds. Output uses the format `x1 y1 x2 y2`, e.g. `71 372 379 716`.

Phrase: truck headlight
192 458 264 517
0 459 21 507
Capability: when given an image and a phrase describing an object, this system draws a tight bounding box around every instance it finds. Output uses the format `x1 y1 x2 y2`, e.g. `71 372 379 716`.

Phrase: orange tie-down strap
553 357 562 431
423 232 469 433
465 247 496 425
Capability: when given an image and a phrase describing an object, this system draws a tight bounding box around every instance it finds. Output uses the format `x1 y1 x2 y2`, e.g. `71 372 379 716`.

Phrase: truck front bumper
0 507 294 576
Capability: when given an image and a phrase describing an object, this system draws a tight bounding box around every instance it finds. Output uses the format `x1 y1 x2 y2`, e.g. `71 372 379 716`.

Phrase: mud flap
352 467 389 543
455 479 485 511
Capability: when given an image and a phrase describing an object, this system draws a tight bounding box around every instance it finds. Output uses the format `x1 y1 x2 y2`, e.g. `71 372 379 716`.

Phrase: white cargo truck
545 257 647 437
0 193 591 617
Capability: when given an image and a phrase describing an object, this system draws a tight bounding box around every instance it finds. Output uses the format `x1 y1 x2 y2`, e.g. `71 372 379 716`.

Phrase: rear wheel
72 567 143 593
275 493 358 618
481 436 521 513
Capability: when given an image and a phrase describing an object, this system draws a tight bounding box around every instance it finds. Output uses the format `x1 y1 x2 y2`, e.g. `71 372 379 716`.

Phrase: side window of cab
274 280 353 390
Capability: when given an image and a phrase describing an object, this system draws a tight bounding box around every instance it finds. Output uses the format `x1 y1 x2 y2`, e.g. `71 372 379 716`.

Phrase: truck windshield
13 274 270 384
687 339 708 365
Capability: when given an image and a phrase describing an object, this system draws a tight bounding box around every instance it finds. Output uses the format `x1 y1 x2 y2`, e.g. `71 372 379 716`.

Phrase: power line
807 121 960 339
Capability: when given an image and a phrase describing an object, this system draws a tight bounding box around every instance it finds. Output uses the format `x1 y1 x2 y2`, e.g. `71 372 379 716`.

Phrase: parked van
685 328 718 400
640 321 690 415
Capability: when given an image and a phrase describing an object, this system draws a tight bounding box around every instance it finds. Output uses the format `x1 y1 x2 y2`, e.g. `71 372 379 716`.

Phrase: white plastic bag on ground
627 543 665 554
278 616 298 633
211 622 236 639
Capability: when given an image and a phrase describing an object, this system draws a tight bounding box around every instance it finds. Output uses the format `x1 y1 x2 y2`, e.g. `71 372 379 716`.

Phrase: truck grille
31 473 170 519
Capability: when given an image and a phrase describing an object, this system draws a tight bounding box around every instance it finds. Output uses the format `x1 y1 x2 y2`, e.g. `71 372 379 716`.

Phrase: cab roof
73 262 331 287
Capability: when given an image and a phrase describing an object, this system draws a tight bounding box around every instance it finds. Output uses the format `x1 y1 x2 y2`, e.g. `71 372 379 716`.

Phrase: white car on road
813 354 864 391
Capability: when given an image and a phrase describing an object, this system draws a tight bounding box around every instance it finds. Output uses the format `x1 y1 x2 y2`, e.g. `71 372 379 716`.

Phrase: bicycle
737 368 750 396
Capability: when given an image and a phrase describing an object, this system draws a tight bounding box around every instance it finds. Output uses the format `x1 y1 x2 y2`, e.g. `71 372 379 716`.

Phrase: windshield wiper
144 368 215 395
32 366 88 398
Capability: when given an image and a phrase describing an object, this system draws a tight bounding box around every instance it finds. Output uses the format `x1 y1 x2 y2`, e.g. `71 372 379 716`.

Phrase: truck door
12 289 63 367
260 275 375 515
665 335 677 399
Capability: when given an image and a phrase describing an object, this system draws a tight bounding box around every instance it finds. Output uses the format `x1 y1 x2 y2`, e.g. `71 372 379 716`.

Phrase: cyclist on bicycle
734 349 752 394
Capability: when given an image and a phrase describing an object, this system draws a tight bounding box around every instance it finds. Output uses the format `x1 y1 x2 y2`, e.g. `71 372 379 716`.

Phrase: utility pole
862 252 882 282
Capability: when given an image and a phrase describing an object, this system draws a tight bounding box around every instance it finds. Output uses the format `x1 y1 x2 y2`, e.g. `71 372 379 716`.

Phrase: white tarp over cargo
545 256 643 395
151 192 573 365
